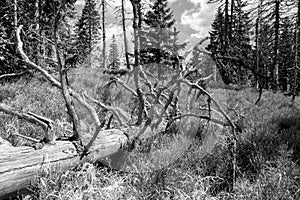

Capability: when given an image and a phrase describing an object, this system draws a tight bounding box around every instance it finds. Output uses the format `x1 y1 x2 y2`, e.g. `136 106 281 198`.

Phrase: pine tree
207 8 230 84
208 0 231 47
0 0 76 75
230 0 252 85
140 0 186 70
207 0 252 85
108 34 120 70
207 8 225 55
75 0 101 64
278 17 294 91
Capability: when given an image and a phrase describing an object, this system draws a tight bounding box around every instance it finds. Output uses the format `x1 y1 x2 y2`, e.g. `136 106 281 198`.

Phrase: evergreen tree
0 0 76 76
207 0 252 85
140 0 186 70
278 17 294 91
208 0 231 47
75 0 101 64
230 0 252 84
108 34 120 70
207 8 230 84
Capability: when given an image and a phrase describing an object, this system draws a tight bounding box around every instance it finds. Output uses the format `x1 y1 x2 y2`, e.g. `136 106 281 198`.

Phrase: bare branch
152 88 177 130
114 77 137 96
16 25 61 88
83 120 106 155
0 103 54 141
84 93 129 126
0 70 30 80
12 133 40 143
171 114 229 127
181 79 236 130
70 91 101 126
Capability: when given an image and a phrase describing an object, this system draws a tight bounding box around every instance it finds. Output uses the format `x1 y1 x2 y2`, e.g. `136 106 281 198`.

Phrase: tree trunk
255 0 263 90
0 130 127 198
293 0 300 101
131 0 140 68
102 0 106 68
224 0 229 47
121 0 130 70
273 0 280 89
229 0 234 40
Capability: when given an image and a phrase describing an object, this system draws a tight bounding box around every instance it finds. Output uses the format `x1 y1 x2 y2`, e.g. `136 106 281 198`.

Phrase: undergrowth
1 72 300 199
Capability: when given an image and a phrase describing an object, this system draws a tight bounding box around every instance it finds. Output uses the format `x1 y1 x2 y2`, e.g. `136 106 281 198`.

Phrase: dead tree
0 9 237 198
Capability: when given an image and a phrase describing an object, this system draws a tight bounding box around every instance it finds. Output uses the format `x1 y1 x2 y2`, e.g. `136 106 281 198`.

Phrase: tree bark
102 0 106 68
273 0 280 89
121 0 130 70
224 0 229 47
0 130 127 198
293 0 300 101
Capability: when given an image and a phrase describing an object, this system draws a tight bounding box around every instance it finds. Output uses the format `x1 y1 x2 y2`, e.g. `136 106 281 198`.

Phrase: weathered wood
0 129 127 198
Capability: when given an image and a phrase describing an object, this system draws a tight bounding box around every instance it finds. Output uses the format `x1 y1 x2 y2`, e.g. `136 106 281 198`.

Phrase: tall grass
1 72 300 199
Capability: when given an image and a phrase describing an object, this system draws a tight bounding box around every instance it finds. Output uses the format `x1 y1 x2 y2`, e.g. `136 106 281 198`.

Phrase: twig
181 79 236 130
70 91 101 127
114 77 137 96
13 133 40 143
170 114 229 127
0 70 29 80
0 103 54 142
84 93 128 126
82 120 106 158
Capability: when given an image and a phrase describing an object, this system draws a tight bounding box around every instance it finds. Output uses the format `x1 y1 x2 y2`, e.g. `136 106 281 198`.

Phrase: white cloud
191 33 202 38
75 0 84 6
187 0 201 5
181 1 218 38
168 0 179 4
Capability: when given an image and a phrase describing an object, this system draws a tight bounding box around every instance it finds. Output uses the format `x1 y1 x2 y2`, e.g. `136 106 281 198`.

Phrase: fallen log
0 129 127 198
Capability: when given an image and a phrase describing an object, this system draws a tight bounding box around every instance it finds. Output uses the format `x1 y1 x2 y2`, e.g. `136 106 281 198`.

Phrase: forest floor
1 72 300 199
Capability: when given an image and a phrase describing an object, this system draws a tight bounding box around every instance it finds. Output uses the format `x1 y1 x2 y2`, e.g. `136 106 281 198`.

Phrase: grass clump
2 74 300 199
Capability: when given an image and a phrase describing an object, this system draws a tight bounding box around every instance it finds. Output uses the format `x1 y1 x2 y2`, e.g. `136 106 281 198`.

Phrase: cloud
181 1 218 38
187 0 201 5
75 0 84 6
168 0 179 4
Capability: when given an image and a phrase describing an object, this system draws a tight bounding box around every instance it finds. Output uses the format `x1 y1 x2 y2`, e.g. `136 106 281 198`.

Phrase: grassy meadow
1 68 300 199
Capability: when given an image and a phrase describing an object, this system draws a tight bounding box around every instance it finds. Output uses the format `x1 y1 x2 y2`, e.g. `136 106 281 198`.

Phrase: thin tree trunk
102 0 106 68
293 0 300 101
121 0 130 70
34 0 41 65
14 0 17 30
89 1 92 67
273 0 280 90
14 0 18 69
131 1 139 68
53 7 81 140
224 0 229 47
255 0 263 90
229 0 234 40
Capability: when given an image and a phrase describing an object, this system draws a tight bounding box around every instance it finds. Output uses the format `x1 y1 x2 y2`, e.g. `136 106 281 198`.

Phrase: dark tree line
207 0 300 99
0 0 77 76
3 0 299 100
1 0 186 77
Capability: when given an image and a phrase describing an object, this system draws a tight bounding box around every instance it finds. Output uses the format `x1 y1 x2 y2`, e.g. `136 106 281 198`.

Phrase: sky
75 0 219 50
